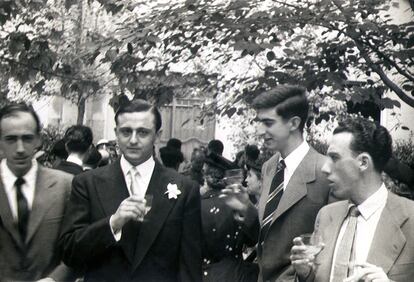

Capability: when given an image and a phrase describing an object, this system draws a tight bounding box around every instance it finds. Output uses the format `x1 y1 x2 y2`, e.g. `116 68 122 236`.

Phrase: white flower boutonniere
165 183 181 199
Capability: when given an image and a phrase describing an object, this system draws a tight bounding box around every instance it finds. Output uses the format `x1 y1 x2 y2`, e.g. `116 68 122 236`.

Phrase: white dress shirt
1 158 38 221
66 154 83 166
329 184 388 281
282 141 310 190
120 155 155 198
111 155 156 241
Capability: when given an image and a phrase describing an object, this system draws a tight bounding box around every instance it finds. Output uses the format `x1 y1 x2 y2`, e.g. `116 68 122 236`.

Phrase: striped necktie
259 159 286 245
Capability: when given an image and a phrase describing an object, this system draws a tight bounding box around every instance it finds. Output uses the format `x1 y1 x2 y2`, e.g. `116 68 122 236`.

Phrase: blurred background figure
201 153 258 282
82 145 102 171
182 147 206 186
159 138 184 170
245 161 263 205
234 144 261 186
55 125 93 175
207 139 224 156
50 139 68 169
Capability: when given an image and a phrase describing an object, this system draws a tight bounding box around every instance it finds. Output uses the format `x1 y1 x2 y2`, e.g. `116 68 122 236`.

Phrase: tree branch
354 40 414 107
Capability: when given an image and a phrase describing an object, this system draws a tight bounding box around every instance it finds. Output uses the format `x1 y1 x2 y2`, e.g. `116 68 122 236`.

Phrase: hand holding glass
300 233 324 256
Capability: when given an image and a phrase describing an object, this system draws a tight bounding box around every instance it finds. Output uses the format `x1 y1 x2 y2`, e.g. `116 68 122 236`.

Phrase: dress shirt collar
356 183 388 221
283 141 310 172
120 155 155 178
1 158 38 193
67 154 83 166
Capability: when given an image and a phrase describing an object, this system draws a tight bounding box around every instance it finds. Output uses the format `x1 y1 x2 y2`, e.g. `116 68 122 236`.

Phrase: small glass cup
300 233 324 256
223 169 244 193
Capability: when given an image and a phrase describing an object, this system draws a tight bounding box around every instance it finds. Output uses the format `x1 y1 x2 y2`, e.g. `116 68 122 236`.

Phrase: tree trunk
77 96 86 124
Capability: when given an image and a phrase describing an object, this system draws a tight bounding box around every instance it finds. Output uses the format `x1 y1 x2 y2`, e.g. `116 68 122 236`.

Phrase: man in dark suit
59 99 202 281
0 103 74 281
291 117 414 281
55 125 93 175
225 85 332 281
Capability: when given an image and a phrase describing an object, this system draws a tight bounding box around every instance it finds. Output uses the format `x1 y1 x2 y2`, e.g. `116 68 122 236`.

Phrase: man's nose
129 131 138 144
16 139 25 153
321 159 331 175
257 123 266 136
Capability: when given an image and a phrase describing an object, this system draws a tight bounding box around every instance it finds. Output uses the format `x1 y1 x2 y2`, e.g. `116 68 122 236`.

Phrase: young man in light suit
59 99 202 281
291 117 414 281
225 85 332 281
0 103 74 281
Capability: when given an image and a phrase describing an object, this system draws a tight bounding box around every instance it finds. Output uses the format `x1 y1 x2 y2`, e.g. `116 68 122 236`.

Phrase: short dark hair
252 85 309 132
245 144 260 161
51 139 68 159
114 99 162 133
64 125 93 154
0 102 41 135
167 138 182 150
83 145 102 169
333 117 392 172
208 139 224 155
159 146 184 169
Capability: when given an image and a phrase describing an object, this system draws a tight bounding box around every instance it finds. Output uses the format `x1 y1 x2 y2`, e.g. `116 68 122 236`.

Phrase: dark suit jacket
59 160 202 282
243 147 332 282
55 160 84 175
0 165 74 281
306 192 414 282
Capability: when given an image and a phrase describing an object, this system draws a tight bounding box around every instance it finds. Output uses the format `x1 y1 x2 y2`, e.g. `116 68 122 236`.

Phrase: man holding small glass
290 117 414 282
59 99 202 282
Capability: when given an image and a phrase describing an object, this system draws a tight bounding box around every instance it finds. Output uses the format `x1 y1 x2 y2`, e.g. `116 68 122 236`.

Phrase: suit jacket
59 160 202 282
0 165 74 281
307 192 414 282
243 147 332 282
55 160 84 175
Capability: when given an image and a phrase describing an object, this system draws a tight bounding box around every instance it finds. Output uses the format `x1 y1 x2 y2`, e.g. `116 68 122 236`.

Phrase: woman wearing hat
201 153 258 282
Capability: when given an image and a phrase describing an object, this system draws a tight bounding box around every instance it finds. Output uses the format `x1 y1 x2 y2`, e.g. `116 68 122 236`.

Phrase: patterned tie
259 159 286 245
331 205 361 282
15 177 29 242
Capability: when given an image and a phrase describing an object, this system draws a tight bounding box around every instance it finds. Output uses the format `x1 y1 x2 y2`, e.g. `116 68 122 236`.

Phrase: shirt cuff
109 215 122 241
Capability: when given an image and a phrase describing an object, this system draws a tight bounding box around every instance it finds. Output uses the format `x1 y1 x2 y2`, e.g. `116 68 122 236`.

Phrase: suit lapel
315 202 349 282
0 171 23 249
95 161 130 217
367 193 407 274
272 149 317 221
25 167 60 244
258 154 279 222
132 162 175 269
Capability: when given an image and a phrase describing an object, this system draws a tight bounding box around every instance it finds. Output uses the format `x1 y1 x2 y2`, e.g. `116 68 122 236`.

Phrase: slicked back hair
64 125 93 154
333 117 392 172
0 102 41 135
252 85 309 132
114 99 162 133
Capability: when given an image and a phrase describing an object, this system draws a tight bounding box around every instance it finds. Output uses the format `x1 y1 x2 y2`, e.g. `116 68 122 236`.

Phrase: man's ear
155 129 163 143
357 153 371 172
289 116 302 131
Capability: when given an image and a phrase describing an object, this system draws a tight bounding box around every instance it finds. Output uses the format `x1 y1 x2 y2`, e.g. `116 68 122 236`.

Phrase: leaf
127 43 133 55
266 51 275 61
226 107 237 118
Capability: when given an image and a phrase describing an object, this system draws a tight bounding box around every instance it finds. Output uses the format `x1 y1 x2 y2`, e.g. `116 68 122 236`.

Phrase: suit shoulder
319 200 347 214
40 166 73 181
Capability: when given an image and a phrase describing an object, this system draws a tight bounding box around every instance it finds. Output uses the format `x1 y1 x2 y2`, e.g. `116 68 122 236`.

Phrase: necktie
331 205 361 282
15 177 29 242
259 160 286 245
129 167 140 196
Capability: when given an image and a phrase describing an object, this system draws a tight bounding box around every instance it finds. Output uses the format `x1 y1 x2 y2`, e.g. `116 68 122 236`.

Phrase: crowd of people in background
0 85 414 282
